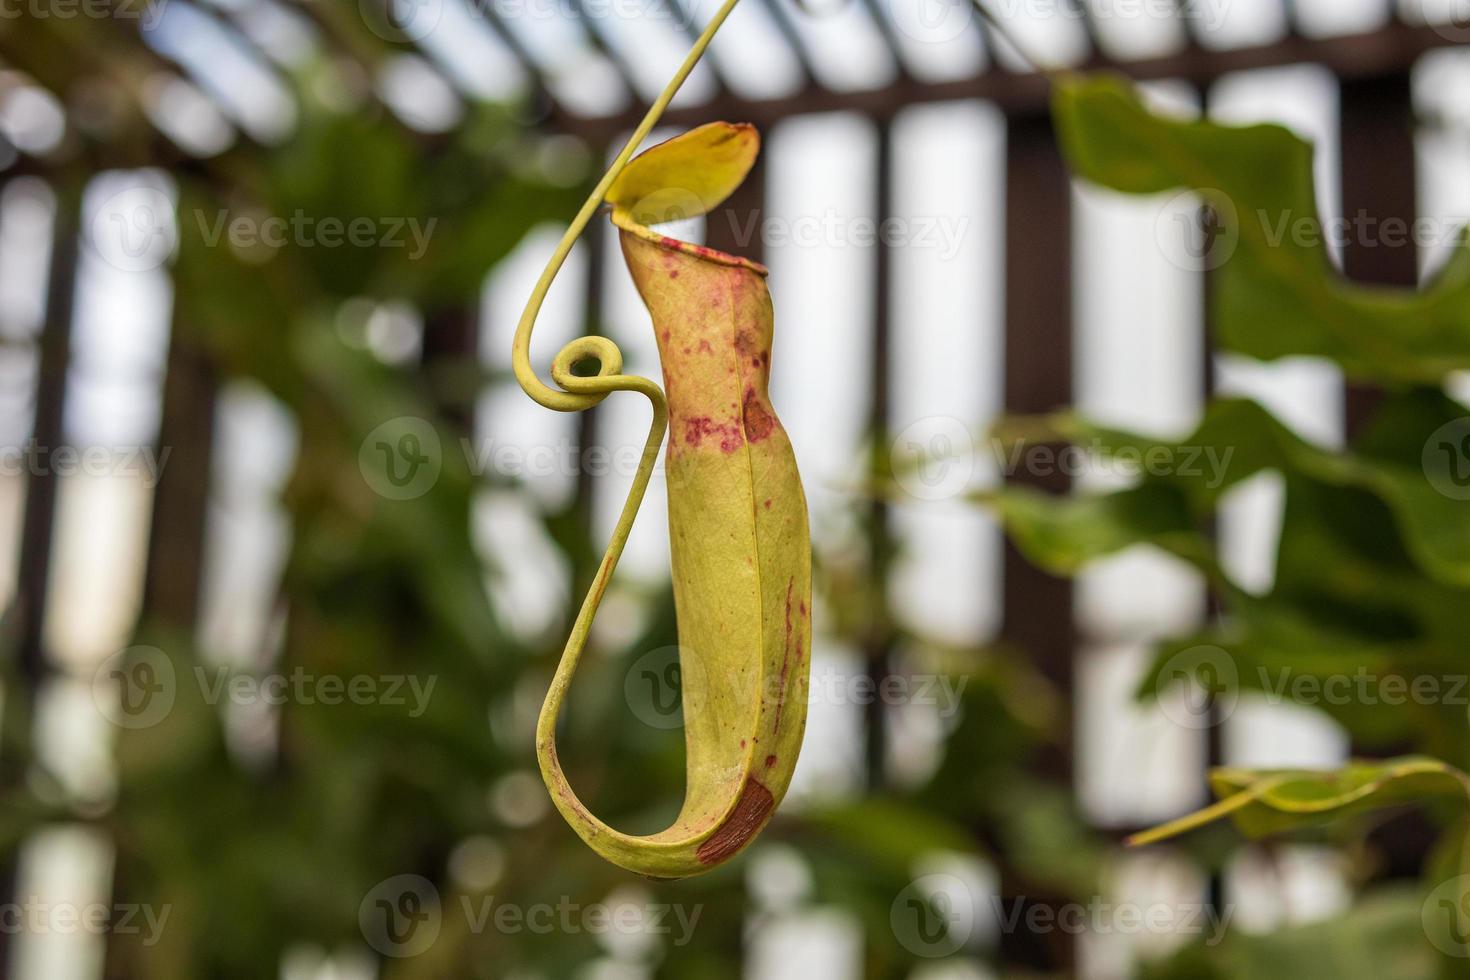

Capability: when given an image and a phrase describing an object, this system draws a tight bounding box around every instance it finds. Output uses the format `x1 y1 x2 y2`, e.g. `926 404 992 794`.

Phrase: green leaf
1129 756 1470 846
975 390 1470 757
1054 73 1470 383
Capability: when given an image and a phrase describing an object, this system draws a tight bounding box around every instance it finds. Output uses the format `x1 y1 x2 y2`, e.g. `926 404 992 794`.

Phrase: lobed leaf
1054 74 1470 384
1129 756 1470 847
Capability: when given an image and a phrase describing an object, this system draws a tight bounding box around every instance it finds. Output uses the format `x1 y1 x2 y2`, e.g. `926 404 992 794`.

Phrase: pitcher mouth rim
614 216 770 278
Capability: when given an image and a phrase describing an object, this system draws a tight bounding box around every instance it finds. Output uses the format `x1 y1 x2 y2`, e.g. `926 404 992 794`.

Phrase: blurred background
2 0 1470 977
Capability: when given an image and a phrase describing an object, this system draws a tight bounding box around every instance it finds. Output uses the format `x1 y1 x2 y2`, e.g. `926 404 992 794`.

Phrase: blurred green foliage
0 43 1092 980
3 26 1467 975
972 74 1470 977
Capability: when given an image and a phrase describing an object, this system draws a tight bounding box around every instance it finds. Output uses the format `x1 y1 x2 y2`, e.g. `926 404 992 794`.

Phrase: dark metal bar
460 1 562 121
422 304 481 432
553 21 1461 141
857 0 915 83
863 121 895 788
11 189 78 685
1338 70 1418 437
565 0 649 106
1198 76 1227 922
1279 0 1300 37
1001 114 1074 761
112 255 217 980
1171 0 1208 49
1067 0 1105 54
752 0 821 87
0 182 80 976
138 332 217 628
1337 70 1433 881
997 112 1076 973
574 170 610 550
972 12 1005 71
664 0 734 93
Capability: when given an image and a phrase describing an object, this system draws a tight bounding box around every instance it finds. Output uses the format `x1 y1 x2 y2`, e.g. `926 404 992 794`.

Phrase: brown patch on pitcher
743 388 775 442
696 777 775 866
